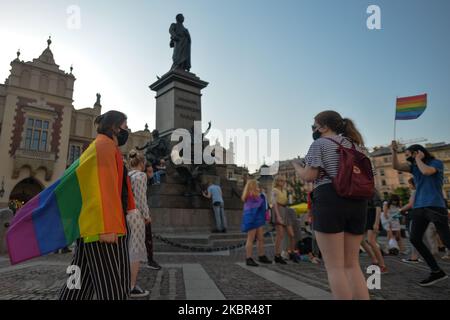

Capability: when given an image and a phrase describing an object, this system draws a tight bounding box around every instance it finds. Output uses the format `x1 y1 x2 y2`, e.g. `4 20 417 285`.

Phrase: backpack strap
320 137 355 178
323 136 355 149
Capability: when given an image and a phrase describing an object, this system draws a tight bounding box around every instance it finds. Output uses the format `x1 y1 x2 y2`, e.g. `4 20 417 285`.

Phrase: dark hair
406 144 435 163
408 178 415 187
314 110 364 146
388 194 401 207
94 110 127 139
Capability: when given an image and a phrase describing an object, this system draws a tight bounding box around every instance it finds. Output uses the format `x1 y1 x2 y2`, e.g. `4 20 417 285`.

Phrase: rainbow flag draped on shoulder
6 134 136 265
395 94 427 120
241 194 268 233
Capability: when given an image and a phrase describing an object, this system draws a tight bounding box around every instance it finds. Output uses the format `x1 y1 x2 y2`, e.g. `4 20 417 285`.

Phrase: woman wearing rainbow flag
7 110 136 300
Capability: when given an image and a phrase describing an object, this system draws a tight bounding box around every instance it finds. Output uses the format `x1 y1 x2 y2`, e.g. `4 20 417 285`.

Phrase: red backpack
323 137 374 200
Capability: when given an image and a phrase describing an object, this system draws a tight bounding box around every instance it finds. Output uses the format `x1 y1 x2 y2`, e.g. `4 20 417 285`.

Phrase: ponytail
342 118 364 147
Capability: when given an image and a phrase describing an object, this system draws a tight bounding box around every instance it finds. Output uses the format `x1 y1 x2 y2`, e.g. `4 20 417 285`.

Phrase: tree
287 178 307 204
393 187 411 206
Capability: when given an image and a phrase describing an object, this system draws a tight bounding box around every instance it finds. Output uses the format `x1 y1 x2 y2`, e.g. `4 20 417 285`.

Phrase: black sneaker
130 285 149 298
258 255 272 264
246 257 259 267
274 255 287 265
289 253 300 263
221 229 227 233
419 270 448 287
146 260 162 270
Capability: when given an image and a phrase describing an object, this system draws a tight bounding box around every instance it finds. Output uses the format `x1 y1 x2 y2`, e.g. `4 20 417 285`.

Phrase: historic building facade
0 38 150 207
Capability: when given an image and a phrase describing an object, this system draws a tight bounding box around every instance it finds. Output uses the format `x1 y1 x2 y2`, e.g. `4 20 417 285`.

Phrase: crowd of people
239 110 450 300
18 107 448 300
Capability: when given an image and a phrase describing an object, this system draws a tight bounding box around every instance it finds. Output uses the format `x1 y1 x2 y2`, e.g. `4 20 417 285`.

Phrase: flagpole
393 119 397 141
394 96 398 142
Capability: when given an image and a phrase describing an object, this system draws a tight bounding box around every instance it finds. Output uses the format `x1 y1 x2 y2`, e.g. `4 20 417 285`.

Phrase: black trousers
145 223 154 262
59 236 130 300
410 207 450 272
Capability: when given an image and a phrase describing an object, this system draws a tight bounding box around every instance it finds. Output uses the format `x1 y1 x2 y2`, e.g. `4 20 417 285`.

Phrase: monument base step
152 231 274 253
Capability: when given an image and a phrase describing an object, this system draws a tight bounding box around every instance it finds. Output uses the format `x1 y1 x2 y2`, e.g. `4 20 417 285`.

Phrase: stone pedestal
148 70 244 233
150 69 208 138
147 163 244 233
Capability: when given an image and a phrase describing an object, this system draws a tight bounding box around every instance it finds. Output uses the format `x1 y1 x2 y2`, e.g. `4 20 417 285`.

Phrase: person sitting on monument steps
202 181 227 233
241 180 272 267
153 159 167 185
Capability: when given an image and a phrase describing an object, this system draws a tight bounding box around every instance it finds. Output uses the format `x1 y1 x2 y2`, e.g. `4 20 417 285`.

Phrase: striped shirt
305 135 368 189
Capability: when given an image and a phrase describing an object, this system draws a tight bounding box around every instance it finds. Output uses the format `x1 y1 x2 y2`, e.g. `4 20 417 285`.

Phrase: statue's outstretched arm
136 142 150 151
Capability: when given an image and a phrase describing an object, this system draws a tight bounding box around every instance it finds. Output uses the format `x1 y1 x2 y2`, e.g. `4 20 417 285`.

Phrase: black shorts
365 209 376 231
311 183 368 235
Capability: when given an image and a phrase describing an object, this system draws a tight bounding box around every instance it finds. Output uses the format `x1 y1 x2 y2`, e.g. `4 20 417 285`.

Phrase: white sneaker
281 251 289 260
402 258 422 264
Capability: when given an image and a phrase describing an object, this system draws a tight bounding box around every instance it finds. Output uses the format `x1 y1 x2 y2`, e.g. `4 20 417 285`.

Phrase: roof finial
16 49 21 60
144 123 149 132
95 93 101 106
47 36 52 48
70 64 73 74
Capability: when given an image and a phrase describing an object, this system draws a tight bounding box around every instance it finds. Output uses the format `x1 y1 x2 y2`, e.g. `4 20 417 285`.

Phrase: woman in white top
127 150 152 298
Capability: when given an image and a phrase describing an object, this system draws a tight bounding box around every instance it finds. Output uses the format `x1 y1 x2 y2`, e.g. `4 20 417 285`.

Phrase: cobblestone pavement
1 241 450 300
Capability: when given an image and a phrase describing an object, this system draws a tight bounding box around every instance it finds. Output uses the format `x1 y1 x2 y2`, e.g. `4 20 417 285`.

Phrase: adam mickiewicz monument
170 14 191 72
147 14 243 234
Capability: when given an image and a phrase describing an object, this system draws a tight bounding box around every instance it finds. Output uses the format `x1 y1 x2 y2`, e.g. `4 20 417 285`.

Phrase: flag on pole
395 94 427 120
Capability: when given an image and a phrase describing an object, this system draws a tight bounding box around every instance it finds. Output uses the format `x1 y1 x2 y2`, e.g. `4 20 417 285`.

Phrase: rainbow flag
396 94 427 120
6 134 134 265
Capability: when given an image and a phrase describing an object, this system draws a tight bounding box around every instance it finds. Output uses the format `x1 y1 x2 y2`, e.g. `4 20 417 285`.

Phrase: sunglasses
311 125 322 131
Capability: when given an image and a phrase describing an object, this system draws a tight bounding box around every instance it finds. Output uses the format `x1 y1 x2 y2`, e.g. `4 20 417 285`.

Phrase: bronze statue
137 130 170 165
170 14 191 72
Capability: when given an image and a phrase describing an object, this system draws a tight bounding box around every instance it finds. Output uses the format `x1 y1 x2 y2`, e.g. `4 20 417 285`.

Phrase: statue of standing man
170 14 191 72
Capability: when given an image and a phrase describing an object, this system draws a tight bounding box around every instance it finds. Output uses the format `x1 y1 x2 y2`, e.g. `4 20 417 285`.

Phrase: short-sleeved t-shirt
208 184 224 204
272 188 288 206
411 159 446 209
304 135 368 189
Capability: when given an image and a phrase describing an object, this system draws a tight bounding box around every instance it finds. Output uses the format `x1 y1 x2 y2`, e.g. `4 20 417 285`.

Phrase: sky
1 0 449 172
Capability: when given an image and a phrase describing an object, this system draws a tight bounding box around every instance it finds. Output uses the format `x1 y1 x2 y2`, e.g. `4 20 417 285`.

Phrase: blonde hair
241 179 259 202
273 175 286 190
128 149 145 168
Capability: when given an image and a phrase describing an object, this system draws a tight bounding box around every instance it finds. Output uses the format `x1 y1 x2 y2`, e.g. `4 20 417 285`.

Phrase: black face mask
406 156 415 163
116 128 129 146
312 130 322 141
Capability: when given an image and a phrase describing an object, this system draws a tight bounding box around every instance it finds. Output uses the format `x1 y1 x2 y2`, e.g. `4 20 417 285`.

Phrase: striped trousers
59 236 130 300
